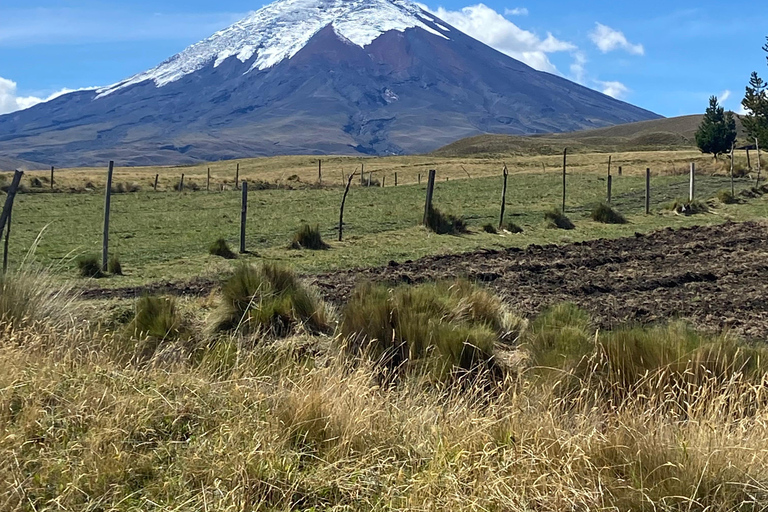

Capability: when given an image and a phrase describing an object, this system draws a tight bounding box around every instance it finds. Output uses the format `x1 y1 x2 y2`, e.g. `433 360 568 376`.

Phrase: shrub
590 203 627 224
503 222 524 233
482 223 497 234
108 254 123 275
425 206 468 235
290 224 329 250
0 267 78 331
340 280 505 380
76 255 103 278
669 199 709 215
717 189 737 204
126 296 186 360
209 238 237 259
209 263 329 336
544 208 575 229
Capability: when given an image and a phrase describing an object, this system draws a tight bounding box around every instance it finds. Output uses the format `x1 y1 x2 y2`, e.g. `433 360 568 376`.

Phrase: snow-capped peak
97 0 447 97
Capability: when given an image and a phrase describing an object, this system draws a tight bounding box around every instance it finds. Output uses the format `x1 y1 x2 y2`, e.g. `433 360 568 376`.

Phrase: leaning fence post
102 161 114 272
235 163 240 191
50 166 54 190
689 163 695 202
562 148 567 212
154 174 159 191
339 171 357 241
179 173 185 192
645 168 651 215
2 207 10 274
422 169 436 225
0 170 23 267
240 181 248 253
499 164 509 229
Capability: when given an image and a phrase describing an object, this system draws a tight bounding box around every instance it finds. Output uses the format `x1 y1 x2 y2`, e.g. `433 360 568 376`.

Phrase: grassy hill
433 115 748 157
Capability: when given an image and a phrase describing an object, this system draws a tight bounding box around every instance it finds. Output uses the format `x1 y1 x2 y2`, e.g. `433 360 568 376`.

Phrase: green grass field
7 163 766 285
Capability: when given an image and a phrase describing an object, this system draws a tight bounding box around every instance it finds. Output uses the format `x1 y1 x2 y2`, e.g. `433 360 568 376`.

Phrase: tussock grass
670 198 709 215
290 224 329 250
208 238 237 259
482 223 497 234
209 262 329 336
544 207 575 229
590 202 627 224
76 254 102 278
424 205 468 235
0 266 79 331
108 254 123 275
502 221 524 233
126 295 187 360
717 189 737 204
340 280 507 380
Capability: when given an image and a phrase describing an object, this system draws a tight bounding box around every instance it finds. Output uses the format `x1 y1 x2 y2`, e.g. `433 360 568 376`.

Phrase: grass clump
210 262 329 336
502 221 524 233
209 238 237 259
340 280 506 380
126 295 187 360
482 223 497 234
76 254 103 278
425 206 468 235
0 267 78 331
590 203 627 224
669 198 709 215
108 254 123 275
544 207 575 230
717 189 737 204
526 303 593 370
290 224 330 250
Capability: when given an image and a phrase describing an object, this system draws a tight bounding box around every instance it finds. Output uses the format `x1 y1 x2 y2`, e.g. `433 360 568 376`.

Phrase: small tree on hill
742 37 768 148
695 96 737 159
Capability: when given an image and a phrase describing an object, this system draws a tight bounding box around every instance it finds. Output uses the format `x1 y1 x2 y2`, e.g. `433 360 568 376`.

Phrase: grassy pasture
4 152 766 285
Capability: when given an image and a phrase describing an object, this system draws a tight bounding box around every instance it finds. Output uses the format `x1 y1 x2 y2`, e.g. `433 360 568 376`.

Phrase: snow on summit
97 0 447 97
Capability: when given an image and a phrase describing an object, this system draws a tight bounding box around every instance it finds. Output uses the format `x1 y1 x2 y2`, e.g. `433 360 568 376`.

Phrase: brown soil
310 221 768 340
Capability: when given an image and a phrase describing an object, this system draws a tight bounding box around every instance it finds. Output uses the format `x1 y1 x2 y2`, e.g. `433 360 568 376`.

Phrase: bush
0 267 78 331
544 208 575 229
340 280 505 380
108 254 123 275
209 263 329 336
76 255 103 278
482 223 497 234
290 224 329 250
717 189 737 204
126 296 186 360
209 238 237 259
425 206 468 235
590 203 627 224
669 199 709 215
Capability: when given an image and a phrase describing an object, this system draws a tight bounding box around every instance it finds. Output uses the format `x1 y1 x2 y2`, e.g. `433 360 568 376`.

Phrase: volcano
0 0 659 167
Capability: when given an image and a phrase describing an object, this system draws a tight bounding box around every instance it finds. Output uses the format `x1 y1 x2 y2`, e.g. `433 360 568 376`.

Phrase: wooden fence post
207 167 211 191
756 138 762 188
2 207 10 274
179 173 185 192
0 171 23 268
382 176 386 188
562 148 567 212
318 160 322 184
422 169 436 225
339 171 356 241
618 166 622 176
240 181 248 254
102 161 114 272
499 164 508 229
689 163 695 201
418 173 421 185
394 172 398 186
747 148 752 169
360 163 365 185
645 168 651 215
154 174 159 191
235 163 240 190
730 142 735 197
50 166 54 190
607 175 612 204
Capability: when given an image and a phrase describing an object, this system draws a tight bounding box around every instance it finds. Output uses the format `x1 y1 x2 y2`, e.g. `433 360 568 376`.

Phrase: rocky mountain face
0 0 659 167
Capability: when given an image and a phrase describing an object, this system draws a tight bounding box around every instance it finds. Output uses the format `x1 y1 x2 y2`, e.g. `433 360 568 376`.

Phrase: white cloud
504 7 529 16
0 77 93 115
570 51 587 84
596 80 630 99
424 3 575 74
718 89 731 103
589 23 644 56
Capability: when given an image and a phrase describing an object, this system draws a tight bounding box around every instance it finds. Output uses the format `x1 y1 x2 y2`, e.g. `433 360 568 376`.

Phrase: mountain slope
0 0 659 167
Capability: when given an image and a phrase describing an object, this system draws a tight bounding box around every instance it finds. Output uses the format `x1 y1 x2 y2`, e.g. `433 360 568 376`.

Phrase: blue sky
1 0 767 117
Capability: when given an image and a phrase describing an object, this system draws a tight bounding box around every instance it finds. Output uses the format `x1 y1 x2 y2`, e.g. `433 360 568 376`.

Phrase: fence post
235 163 240 191
689 163 695 202
607 155 612 177
367 172 372 187
240 181 248 254
2 207 10 274
747 148 752 170
154 174 159 191
395 172 398 186
339 171 356 241
50 166 54 190
0 171 23 264
756 138 762 188
360 163 365 185
499 164 508 229
730 142 735 197
562 148 567 212
618 166 622 176
318 160 322 184
102 161 114 272
422 169 436 225
645 168 651 215
418 173 421 185
382 176 386 188
607 175 612 204
179 173 185 192
207 167 210 192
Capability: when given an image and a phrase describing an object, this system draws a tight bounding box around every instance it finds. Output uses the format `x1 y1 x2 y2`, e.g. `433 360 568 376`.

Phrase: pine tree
741 37 768 148
695 96 737 159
